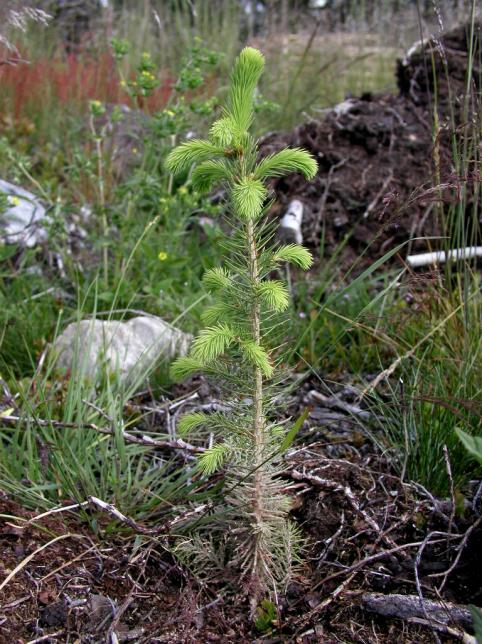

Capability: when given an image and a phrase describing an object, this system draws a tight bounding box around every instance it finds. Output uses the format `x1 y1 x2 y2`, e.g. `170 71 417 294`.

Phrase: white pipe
406 246 482 268
279 199 304 245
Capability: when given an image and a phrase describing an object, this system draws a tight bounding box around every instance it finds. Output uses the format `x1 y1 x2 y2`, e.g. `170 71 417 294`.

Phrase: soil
262 20 482 271
1 21 481 644
1 378 480 643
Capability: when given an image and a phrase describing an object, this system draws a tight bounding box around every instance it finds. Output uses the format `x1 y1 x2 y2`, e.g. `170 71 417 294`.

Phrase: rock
0 179 48 247
87 593 116 631
53 315 192 385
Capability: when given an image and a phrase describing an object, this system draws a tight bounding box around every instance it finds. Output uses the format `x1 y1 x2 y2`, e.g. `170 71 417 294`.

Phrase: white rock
53 316 192 385
0 179 48 247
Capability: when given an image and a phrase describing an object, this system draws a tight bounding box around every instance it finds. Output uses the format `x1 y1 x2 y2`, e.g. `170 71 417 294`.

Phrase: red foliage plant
0 48 174 119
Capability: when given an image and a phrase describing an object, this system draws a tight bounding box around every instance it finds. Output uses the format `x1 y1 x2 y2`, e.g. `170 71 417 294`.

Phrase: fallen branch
307 390 370 420
0 414 204 454
85 497 211 536
360 592 473 630
23 496 211 539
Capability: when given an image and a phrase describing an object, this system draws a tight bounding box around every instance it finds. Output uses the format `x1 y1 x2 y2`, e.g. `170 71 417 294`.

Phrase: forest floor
1 377 481 643
0 12 481 644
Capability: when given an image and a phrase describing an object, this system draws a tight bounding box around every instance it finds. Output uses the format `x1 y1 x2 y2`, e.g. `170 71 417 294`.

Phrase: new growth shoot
166 47 317 605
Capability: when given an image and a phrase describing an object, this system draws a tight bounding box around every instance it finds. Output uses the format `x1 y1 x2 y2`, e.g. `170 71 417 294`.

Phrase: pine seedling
166 47 317 605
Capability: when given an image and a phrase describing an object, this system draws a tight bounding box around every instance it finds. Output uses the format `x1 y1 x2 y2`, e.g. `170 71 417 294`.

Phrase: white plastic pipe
406 246 482 268
279 199 304 244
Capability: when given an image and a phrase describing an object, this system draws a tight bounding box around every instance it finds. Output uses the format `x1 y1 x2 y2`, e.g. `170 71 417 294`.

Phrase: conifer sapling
166 47 317 605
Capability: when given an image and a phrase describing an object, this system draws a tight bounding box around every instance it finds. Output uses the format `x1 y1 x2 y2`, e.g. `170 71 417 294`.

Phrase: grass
366 277 482 495
0 1 480 522
0 2 404 141
0 358 207 521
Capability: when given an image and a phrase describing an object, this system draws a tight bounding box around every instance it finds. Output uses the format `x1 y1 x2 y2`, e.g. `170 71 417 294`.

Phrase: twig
408 618 476 643
318 158 348 221
359 296 470 399
0 534 77 592
0 414 204 454
87 496 210 536
414 530 445 635
27 633 65 644
443 445 456 541
315 511 345 565
290 469 397 549
362 171 394 219
25 502 86 525
429 514 482 592
473 481 482 512
308 535 457 595
0 596 30 610
307 390 370 420
40 544 98 582
301 571 357 624
106 588 139 643
82 399 113 423
0 56 30 66
16 495 211 541
87 497 158 535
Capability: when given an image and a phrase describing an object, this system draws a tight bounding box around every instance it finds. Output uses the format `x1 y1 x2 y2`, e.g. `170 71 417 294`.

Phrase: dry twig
0 414 204 454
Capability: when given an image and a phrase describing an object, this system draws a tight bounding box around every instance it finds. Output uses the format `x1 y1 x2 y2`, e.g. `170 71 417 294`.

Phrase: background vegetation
0 0 480 527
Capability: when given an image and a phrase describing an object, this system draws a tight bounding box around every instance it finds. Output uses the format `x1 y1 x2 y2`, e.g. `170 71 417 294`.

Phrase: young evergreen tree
166 47 317 605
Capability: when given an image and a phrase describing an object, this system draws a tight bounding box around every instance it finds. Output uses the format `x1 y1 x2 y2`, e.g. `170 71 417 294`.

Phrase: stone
0 179 48 247
52 315 192 385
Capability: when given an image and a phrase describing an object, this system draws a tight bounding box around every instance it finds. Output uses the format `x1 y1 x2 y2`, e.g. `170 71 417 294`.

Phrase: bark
361 592 474 630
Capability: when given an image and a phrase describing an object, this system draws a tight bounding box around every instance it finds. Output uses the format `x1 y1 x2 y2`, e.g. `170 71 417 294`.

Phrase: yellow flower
178 186 188 195
120 79 127 88
9 196 20 207
158 251 168 261
89 99 106 115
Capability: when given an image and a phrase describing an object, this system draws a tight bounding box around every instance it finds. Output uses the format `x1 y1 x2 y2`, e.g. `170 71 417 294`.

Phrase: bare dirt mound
396 21 482 114
263 21 481 269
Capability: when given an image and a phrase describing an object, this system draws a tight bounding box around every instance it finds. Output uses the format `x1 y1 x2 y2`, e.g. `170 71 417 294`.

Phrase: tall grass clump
166 47 317 605
366 276 481 495
367 4 482 494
